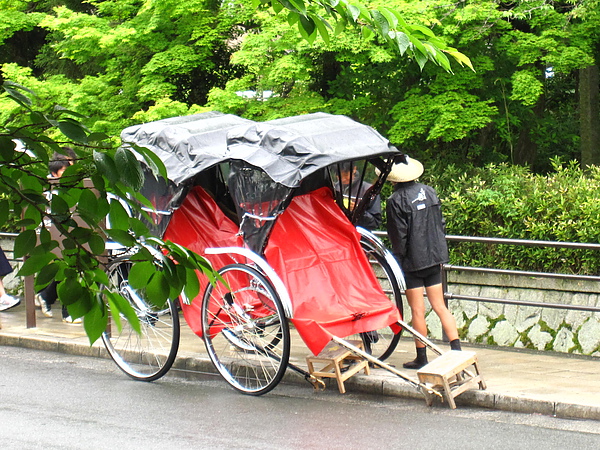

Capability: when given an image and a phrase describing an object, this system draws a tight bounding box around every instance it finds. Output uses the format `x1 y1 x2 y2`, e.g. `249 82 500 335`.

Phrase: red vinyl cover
265 187 401 354
163 185 401 355
163 186 243 336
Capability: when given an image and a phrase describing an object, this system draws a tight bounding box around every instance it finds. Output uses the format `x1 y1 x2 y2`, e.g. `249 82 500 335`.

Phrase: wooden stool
306 340 370 394
417 350 486 409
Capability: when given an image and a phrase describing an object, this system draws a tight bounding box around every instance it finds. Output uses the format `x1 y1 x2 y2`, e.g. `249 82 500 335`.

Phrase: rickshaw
101 111 466 400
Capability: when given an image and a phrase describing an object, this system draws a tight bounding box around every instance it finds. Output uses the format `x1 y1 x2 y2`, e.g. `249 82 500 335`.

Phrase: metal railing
374 231 600 314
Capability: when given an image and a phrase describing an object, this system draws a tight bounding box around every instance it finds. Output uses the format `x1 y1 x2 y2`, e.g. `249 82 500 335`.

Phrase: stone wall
0 237 22 296
418 270 600 357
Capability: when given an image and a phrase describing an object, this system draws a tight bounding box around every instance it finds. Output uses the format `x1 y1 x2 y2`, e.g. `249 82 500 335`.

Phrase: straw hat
378 157 424 183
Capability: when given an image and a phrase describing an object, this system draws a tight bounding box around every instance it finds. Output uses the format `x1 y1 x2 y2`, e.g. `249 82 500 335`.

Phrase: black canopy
226 112 401 188
121 111 400 188
120 111 253 186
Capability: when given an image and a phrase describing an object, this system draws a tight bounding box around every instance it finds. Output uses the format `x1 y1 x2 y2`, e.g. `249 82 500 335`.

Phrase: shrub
424 158 600 275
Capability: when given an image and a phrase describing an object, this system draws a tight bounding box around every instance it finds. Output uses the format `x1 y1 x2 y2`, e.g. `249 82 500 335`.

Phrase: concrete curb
2 331 600 421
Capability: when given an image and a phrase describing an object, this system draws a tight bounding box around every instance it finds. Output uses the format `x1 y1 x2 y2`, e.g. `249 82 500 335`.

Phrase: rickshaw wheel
202 263 290 396
101 256 180 382
354 250 404 362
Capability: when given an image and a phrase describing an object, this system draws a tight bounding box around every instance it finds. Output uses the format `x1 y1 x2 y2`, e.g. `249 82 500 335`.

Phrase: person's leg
425 283 458 340
405 287 428 344
425 281 461 350
0 277 20 311
403 286 429 368
37 281 58 317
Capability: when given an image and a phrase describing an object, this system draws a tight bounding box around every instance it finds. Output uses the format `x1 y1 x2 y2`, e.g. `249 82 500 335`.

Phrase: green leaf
298 14 317 43
370 10 389 37
128 216 149 237
184 267 201 303
310 13 331 45
394 31 411 55
129 144 168 182
288 0 307 15
287 11 300 26
13 229 38 258
57 277 87 306
408 23 436 39
0 137 16 161
93 151 119 184
378 7 398 29
89 234 105 255
82 300 108 344
77 189 98 217
65 290 94 316
87 132 110 142
115 147 144 191
334 16 347 35
107 291 141 335
50 195 70 214
53 105 88 120
431 45 452 73
104 228 137 247
18 252 56 277
447 50 475 71
37 263 60 288
3 82 33 108
0 200 8 225
128 261 154 289
346 4 360 22
108 198 130 231
272 0 283 13
58 119 88 143
145 270 170 308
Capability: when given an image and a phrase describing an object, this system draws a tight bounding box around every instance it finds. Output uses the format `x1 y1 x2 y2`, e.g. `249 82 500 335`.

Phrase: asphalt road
1 346 600 449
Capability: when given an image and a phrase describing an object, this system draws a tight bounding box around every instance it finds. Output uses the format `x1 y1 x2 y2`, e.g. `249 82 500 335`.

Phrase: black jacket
338 179 382 230
385 181 449 273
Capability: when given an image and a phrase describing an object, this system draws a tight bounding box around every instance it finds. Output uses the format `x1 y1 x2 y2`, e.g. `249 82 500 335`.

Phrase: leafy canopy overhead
262 0 473 71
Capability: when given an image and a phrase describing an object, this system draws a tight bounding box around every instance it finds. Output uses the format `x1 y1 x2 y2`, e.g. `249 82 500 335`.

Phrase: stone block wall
0 238 22 296
416 270 600 357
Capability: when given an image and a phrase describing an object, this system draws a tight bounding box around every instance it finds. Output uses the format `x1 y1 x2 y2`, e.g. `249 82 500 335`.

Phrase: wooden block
417 351 485 409
306 340 370 394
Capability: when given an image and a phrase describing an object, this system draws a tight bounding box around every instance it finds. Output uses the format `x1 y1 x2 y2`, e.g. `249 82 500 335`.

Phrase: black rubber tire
101 256 180 381
202 264 290 396
357 247 404 361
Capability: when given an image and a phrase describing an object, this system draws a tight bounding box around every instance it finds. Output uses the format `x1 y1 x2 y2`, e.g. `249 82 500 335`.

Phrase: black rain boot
450 339 462 351
403 346 428 369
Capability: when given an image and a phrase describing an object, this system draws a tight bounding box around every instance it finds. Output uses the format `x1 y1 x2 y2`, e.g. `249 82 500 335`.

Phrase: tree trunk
579 65 600 168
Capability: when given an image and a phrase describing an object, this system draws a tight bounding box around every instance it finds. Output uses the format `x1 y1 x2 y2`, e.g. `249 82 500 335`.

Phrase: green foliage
426 159 600 275
0 81 213 343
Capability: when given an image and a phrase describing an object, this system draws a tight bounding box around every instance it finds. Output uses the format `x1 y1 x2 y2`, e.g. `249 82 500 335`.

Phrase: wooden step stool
306 340 370 394
417 350 486 409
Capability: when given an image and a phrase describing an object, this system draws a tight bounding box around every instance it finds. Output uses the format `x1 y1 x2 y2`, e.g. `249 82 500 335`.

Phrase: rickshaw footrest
417 351 486 409
306 340 370 394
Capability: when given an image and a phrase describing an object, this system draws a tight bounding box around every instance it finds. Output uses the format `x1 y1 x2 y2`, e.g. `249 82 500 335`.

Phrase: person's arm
358 193 382 229
386 197 408 258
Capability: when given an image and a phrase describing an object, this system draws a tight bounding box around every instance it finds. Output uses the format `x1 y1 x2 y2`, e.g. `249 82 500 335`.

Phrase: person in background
36 149 82 324
384 156 461 369
338 162 382 230
0 247 20 313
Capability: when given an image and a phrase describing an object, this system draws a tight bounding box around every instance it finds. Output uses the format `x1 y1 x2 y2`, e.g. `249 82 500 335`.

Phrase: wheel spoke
202 264 289 395
102 257 180 381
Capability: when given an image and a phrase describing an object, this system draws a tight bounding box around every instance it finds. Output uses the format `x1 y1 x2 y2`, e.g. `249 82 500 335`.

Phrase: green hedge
422 159 600 275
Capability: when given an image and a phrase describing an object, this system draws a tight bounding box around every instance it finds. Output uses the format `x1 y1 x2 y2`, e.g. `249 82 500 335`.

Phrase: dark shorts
403 265 442 290
0 249 13 277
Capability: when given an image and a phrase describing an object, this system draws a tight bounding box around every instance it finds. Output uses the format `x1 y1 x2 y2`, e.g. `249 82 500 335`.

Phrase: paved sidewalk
1 302 599 421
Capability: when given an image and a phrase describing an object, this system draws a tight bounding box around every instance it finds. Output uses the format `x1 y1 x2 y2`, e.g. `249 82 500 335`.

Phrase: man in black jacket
385 157 461 369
